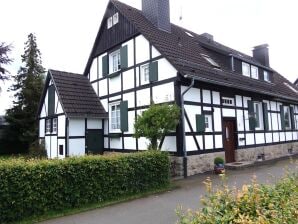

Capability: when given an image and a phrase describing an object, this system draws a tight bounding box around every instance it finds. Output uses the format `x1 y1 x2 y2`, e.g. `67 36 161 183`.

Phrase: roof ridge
49 69 82 76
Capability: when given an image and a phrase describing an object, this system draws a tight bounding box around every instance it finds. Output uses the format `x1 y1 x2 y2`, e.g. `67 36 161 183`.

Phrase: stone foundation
235 142 298 161
171 142 298 177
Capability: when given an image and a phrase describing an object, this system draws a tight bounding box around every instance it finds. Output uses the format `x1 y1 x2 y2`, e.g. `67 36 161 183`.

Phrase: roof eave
184 73 298 103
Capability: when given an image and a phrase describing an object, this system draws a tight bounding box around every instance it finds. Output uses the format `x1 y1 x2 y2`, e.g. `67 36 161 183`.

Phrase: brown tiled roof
111 0 298 102
48 69 107 118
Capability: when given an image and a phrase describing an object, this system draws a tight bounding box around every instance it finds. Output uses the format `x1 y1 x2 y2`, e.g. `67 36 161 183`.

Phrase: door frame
222 118 238 163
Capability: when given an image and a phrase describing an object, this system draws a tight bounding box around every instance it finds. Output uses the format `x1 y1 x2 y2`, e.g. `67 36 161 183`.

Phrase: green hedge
0 151 170 223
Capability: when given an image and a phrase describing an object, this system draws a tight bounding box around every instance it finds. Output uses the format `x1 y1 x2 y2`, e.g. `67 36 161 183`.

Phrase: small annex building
38 70 107 158
38 0 298 176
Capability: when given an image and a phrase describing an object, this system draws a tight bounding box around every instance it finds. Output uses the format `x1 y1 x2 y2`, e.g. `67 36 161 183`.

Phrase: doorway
86 129 104 154
223 119 236 163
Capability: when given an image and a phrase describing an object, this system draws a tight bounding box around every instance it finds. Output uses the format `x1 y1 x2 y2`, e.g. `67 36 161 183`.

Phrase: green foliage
4 33 45 153
0 151 170 223
28 140 47 159
177 172 298 224
214 157 224 165
134 103 180 149
0 42 12 81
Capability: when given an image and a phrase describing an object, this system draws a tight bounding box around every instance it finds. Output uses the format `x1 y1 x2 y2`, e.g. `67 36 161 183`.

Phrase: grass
11 183 176 224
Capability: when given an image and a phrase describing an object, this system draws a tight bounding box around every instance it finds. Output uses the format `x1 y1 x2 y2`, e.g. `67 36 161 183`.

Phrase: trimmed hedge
0 151 170 223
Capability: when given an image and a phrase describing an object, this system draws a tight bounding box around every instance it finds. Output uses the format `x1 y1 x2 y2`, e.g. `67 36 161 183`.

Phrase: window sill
109 133 122 138
107 72 120 79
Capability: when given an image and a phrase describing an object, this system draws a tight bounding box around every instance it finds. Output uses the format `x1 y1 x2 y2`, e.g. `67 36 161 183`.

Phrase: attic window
185 31 194 37
284 82 298 93
107 13 119 29
200 54 220 68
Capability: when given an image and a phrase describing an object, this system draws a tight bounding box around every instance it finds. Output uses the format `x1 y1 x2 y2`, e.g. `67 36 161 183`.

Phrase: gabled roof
38 70 107 118
294 78 298 86
86 0 298 102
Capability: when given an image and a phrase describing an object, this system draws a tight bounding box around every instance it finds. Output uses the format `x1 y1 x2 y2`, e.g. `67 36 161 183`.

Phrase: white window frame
109 102 121 132
284 106 291 129
242 62 250 77
109 50 121 73
253 102 263 130
141 64 150 85
264 71 270 82
52 118 58 134
221 97 234 106
251 65 258 79
113 13 119 25
45 119 51 133
107 17 113 29
204 114 213 132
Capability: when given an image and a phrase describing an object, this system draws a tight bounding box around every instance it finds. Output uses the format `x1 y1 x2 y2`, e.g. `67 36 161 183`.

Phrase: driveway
40 158 297 224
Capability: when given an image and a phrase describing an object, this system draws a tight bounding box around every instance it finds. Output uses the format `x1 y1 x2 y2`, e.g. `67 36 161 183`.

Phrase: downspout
181 76 195 178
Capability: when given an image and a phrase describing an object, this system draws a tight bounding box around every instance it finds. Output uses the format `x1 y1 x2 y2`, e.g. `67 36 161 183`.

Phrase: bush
28 139 47 159
214 157 224 165
177 173 298 224
0 151 170 223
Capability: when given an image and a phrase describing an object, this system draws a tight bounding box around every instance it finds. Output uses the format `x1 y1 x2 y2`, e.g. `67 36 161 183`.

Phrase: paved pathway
40 158 297 224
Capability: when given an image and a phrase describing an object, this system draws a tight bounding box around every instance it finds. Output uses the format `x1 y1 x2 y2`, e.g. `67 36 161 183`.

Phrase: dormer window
251 65 258 79
107 12 119 29
264 71 270 82
242 62 250 77
201 54 220 68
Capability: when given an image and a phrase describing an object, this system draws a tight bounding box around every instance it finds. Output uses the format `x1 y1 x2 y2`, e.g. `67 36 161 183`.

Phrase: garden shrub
0 151 170 223
28 139 47 159
177 173 298 224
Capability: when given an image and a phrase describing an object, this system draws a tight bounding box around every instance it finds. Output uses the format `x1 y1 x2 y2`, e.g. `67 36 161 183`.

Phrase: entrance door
86 129 104 154
223 120 236 163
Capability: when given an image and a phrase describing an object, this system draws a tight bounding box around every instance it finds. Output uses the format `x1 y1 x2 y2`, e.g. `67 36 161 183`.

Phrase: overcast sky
1 0 298 115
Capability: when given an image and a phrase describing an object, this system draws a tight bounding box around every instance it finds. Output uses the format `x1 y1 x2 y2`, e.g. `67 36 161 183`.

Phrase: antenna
179 3 183 23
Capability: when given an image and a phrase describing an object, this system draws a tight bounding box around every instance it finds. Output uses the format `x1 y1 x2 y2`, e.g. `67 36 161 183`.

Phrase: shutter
48 85 55 116
102 55 108 76
280 105 285 130
247 100 256 130
196 114 205 132
262 102 269 131
120 45 128 69
290 107 295 130
120 101 128 132
149 61 158 82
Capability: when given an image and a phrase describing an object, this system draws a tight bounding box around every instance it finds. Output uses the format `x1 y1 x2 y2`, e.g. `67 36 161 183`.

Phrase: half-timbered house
38 0 298 176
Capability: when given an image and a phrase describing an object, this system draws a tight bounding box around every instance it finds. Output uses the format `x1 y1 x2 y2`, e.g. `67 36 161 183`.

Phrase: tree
134 103 180 150
0 42 12 81
4 33 45 153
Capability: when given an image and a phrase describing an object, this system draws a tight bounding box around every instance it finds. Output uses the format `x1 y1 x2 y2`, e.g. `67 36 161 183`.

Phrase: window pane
251 66 258 79
141 64 150 84
264 71 269 81
242 62 250 77
107 17 113 29
113 13 119 25
205 117 209 128
110 103 121 131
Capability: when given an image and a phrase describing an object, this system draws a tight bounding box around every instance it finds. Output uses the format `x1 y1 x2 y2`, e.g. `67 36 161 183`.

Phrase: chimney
253 44 270 67
142 0 171 32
